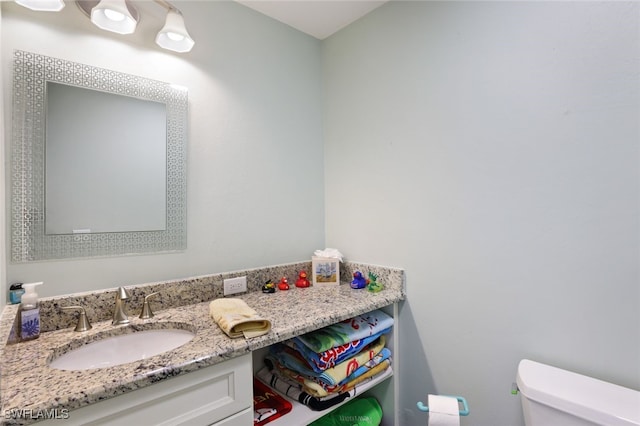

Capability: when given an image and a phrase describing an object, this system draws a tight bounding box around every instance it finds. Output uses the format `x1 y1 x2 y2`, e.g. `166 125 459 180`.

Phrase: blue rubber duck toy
350 270 368 289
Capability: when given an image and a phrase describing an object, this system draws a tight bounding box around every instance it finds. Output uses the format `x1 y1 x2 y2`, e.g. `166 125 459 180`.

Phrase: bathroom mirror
11 50 187 262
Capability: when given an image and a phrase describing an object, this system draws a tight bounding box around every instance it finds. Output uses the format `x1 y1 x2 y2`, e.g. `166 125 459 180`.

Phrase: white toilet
517 359 640 426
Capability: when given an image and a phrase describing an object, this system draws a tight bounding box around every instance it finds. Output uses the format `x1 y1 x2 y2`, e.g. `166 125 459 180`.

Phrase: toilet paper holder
417 395 469 416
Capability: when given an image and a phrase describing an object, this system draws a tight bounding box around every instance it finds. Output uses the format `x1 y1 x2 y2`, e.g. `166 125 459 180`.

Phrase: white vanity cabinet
37 354 253 426
30 305 399 426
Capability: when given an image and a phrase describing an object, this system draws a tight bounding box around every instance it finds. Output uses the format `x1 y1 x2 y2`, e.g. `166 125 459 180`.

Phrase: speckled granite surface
0 261 404 425
34 261 314 333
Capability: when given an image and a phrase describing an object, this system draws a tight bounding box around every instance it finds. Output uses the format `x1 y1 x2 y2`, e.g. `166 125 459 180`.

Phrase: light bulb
166 32 185 42
104 9 125 22
90 0 137 34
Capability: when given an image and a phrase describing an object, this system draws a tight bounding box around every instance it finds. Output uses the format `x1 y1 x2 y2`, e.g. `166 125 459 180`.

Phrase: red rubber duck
277 277 290 290
295 270 311 288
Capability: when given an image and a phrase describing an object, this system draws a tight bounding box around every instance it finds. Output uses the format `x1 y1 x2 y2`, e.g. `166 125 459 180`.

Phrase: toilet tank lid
516 360 640 426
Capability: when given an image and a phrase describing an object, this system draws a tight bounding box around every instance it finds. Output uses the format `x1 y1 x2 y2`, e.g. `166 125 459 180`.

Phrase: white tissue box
311 256 340 286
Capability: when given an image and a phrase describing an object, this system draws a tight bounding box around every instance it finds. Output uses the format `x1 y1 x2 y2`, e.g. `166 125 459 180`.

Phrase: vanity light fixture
90 0 137 34
74 0 195 53
155 8 195 53
15 0 65 11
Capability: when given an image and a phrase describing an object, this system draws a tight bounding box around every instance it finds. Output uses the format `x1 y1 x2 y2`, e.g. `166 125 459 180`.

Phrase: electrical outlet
223 276 247 295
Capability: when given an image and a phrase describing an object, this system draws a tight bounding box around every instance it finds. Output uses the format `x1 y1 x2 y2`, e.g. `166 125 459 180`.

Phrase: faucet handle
117 286 130 300
61 306 92 332
139 292 159 319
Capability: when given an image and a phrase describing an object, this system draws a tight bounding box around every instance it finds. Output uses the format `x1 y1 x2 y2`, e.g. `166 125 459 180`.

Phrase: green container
309 397 383 426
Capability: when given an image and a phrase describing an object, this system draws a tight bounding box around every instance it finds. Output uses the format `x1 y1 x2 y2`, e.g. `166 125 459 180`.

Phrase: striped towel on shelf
269 336 386 386
285 327 391 373
296 309 394 353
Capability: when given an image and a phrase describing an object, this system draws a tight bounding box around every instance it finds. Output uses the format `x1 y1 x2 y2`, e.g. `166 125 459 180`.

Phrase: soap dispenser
20 282 43 341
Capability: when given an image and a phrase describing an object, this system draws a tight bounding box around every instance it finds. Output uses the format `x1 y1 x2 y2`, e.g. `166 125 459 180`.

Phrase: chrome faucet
112 287 131 325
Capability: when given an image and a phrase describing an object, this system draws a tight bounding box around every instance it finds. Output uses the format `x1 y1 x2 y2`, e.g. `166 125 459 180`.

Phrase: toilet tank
516 359 640 426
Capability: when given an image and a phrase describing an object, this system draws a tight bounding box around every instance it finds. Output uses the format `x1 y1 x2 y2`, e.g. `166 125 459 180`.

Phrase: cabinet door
38 354 252 426
211 407 253 426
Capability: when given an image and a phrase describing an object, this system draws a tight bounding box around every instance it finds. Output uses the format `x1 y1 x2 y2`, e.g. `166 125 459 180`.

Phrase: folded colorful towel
266 356 392 398
339 357 391 390
270 336 386 386
286 327 391 373
337 347 391 386
255 363 392 412
295 351 391 397
209 298 271 339
256 366 349 411
296 309 394 353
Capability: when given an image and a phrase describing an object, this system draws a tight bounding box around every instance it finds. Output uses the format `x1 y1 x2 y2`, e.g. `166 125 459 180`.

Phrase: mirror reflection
45 82 168 235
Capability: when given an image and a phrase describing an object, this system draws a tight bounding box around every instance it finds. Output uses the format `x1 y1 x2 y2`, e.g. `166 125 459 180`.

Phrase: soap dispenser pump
20 282 43 341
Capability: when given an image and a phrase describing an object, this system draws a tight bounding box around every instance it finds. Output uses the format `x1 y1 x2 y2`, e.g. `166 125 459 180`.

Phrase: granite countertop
0 269 404 425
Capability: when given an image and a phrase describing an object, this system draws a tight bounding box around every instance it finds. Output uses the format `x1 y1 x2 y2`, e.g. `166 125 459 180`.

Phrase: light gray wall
322 2 639 425
2 1 325 297
2 1 639 424
0 5 5 307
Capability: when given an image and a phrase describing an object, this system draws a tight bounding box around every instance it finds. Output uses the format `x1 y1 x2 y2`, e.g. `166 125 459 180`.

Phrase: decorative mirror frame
11 50 187 262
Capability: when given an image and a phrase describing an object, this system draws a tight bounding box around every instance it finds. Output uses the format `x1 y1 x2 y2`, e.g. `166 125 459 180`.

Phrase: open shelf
252 303 400 426
258 367 393 426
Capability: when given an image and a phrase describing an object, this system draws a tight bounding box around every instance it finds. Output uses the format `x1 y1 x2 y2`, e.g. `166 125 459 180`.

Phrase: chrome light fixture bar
15 0 65 11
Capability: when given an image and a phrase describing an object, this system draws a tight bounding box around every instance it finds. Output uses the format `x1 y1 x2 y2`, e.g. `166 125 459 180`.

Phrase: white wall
322 2 639 425
2 1 325 297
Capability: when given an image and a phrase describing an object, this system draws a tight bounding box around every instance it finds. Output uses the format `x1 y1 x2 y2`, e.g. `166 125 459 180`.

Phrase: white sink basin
49 329 196 371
